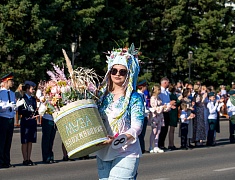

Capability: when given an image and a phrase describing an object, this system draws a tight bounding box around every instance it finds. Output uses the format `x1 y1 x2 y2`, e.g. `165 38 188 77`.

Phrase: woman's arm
125 92 145 142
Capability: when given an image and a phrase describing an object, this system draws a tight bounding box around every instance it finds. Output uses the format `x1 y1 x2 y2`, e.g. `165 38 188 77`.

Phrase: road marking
214 167 235 172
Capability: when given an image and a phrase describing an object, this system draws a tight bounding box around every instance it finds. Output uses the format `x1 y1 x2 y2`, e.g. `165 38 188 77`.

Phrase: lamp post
71 42 77 69
188 51 193 82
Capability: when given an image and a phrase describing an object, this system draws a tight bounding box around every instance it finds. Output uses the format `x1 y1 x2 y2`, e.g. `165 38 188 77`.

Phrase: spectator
62 143 75 161
176 81 183 92
137 80 149 154
220 85 227 97
226 90 235 143
193 86 207 146
168 84 182 150
180 88 195 148
41 112 57 164
15 83 24 127
185 84 195 148
149 85 166 153
158 77 176 150
206 92 224 146
144 84 151 110
180 102 194 150
15 83 24 100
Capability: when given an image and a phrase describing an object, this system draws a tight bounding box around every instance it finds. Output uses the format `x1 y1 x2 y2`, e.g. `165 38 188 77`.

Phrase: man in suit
0 72 16 169
158 77 175 150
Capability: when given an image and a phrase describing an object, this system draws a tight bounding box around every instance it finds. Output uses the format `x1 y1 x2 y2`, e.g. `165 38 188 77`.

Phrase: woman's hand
98 135 115 146
178 95 183 101
219 98 224 103
170 100 176 106
125 133 134 141
97 134 134 147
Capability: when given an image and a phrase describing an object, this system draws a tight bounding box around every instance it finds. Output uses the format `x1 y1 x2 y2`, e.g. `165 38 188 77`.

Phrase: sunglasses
110 68 128 76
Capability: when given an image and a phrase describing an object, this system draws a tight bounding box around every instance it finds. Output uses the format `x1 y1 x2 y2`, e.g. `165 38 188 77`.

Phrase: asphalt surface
1 119 235 180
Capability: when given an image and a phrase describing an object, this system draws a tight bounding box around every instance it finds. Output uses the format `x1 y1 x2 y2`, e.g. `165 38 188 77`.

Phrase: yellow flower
51 97 58 105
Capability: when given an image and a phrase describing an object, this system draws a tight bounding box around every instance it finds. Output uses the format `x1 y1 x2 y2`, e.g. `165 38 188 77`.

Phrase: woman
15 83 24 127
179 88 195 148
15 83 24 100
192 86 207 146
18 81 38 166
168 84 182 150
96 44 144 179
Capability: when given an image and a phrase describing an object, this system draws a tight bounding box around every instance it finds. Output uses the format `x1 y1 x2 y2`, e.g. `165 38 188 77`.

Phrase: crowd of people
137 78 235 154
1 70 235 178
1 66 235 179
0 72 234 162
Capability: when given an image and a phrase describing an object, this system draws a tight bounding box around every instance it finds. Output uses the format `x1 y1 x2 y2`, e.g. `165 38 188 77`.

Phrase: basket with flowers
38 49 108 158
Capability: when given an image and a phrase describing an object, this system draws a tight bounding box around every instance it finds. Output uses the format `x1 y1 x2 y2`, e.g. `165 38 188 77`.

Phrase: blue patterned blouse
96 91 144 161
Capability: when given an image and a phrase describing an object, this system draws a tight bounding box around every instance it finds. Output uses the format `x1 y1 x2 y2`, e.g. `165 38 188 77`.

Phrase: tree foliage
0 0 235 89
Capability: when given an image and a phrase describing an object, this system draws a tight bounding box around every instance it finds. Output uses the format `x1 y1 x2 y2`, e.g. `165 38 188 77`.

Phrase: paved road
0 120 235 180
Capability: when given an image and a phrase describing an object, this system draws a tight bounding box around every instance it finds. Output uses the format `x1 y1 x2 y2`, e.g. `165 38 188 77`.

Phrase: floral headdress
98 43 140 133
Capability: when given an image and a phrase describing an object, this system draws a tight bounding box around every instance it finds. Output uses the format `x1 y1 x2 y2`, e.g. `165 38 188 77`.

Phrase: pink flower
87 83 97 92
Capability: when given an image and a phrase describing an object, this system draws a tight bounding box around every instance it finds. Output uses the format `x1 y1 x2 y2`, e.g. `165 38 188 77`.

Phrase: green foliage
0 0 235 90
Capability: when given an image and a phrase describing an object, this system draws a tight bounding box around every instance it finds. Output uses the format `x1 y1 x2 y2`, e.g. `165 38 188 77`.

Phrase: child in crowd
207 92 224 146
180 102 194 149
149 85 170 153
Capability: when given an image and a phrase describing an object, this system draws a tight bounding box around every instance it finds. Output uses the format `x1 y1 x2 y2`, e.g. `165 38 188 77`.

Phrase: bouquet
38 49 100 116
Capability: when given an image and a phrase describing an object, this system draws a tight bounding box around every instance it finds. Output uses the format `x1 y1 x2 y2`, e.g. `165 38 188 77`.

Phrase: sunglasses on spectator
110 68 128 76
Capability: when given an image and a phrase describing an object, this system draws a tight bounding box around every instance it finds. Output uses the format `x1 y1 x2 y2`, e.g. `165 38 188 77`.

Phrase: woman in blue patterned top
96 44 144 180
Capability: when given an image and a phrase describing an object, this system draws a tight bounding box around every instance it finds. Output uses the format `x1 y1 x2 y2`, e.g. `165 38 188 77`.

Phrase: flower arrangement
38 49 100 116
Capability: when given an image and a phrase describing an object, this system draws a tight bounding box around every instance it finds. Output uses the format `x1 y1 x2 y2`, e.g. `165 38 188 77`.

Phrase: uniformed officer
0 72 16 169
18 80 38 166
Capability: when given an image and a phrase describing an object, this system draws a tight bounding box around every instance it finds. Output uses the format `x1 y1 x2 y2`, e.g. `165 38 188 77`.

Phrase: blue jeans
97 156 139 180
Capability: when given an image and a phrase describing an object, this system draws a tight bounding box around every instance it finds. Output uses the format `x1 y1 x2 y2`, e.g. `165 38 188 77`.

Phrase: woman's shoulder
129 91 145 109
131 91 143 99
130 91 145 104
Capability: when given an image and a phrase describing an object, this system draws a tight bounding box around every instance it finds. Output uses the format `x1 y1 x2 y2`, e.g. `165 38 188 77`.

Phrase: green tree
0 0 235 89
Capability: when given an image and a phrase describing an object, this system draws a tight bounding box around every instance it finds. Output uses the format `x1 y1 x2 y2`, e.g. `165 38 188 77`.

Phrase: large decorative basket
53 99 107 158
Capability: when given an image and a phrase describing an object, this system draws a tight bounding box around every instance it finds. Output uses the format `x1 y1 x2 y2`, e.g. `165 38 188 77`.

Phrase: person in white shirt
226 90 235 143
0 82 4 90
0 73 16 169
220 85 227 97
206 92 224 146
180 102 194 150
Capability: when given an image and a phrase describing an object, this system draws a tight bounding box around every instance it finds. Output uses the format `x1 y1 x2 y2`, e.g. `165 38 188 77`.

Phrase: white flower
38 103 47 116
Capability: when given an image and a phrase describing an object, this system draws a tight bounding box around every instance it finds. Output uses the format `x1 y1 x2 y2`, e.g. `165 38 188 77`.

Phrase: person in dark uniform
41 113 57 163
0 72 16 169
18 81 38 166
137 80 149 154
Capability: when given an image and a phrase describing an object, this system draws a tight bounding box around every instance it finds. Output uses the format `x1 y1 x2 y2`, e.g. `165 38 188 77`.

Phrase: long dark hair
182 88 191 98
